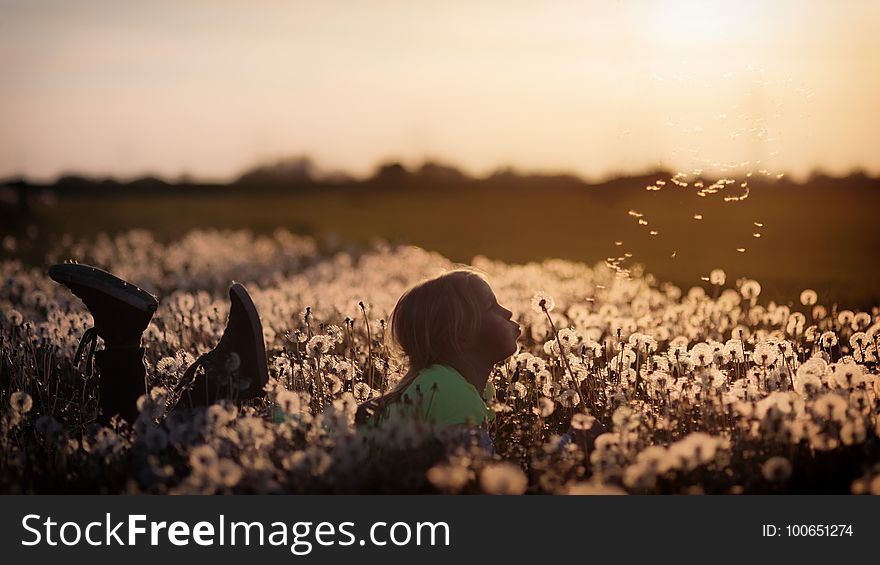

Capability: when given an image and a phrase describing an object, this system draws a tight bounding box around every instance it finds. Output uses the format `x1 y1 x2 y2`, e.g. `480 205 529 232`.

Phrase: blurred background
1 0 878 307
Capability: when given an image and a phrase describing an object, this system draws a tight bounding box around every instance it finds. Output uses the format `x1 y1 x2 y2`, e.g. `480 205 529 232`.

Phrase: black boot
48 263 158 424
176 283 269 406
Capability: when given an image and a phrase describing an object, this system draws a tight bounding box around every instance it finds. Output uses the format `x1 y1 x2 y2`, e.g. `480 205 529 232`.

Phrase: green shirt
374 364 496 429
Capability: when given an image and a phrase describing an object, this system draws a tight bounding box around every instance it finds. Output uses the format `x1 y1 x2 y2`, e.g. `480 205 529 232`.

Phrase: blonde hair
355 269 488 425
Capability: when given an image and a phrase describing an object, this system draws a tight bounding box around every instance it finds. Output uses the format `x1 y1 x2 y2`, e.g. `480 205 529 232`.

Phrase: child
48 263 268 425
51 263 525 446
355 270 521 449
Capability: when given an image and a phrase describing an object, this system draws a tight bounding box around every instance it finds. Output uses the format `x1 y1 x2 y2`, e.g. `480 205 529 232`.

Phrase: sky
1 0 878 182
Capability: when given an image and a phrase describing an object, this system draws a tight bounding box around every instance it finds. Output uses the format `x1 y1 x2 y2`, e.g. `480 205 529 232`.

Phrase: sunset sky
1 0 878 182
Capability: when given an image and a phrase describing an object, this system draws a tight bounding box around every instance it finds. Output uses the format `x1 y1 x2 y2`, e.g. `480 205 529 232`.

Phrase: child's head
355 269 519 426
389 269 520 372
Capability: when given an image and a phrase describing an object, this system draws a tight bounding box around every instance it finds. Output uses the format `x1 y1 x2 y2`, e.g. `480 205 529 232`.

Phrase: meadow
1 228 878 494
4 169 880 309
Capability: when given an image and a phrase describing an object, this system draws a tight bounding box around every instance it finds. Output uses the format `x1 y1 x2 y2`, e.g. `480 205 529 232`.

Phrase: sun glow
640 0 764 48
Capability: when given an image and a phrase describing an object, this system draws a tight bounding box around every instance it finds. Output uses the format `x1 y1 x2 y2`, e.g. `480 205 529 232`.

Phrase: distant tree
417 161 466 184
373 161 410 188
234 156 315 190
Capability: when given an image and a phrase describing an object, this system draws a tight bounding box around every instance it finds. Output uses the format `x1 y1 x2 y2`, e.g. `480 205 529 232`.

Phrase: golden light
640 0 765 48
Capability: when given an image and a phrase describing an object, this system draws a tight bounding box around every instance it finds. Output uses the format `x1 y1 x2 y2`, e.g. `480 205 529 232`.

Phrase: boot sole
48 264 159 313
230 283 270 399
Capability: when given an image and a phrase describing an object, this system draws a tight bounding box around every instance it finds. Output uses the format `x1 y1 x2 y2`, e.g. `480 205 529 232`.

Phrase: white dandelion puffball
480 462 528 495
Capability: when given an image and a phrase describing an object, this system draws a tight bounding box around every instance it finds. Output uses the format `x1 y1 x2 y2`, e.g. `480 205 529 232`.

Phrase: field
4 170 880 309
1 224 879 494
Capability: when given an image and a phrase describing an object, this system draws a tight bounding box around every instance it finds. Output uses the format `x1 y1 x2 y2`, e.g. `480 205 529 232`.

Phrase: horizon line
3 156 878 187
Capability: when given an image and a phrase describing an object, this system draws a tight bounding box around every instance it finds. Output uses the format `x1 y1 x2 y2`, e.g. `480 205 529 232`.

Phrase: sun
640 0 762 48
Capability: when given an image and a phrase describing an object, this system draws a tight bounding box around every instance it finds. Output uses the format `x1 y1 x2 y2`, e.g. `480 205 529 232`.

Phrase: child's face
470 280 520 364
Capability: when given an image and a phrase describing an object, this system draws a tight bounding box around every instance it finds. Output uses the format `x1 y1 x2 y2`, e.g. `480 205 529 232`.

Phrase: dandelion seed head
531 292 555 313
761 456 792 483
800 289 818 306
9 391 33 414
480 462 528 495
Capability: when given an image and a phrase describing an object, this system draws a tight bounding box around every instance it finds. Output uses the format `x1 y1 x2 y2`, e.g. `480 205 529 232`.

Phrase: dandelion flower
353 382 374 402
752 342 778 367
571 413 596 431
800 289 818 306
531 292 555 313
189 444 219 474
709 269 726 286
811 393 847 421
427 464 471 493
9 391 33 414
558 388 580 408
761 457 792 483
849 332 868 351
335 360 356 381
740 279 761 300
307 335 332 357
276 389 302 415
689 343 714 367
532 397 555 418
326 374 343 395
5 309 23 326
819 331 838 348
793 372 822 397
480 462 528 495
208 459 243 488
